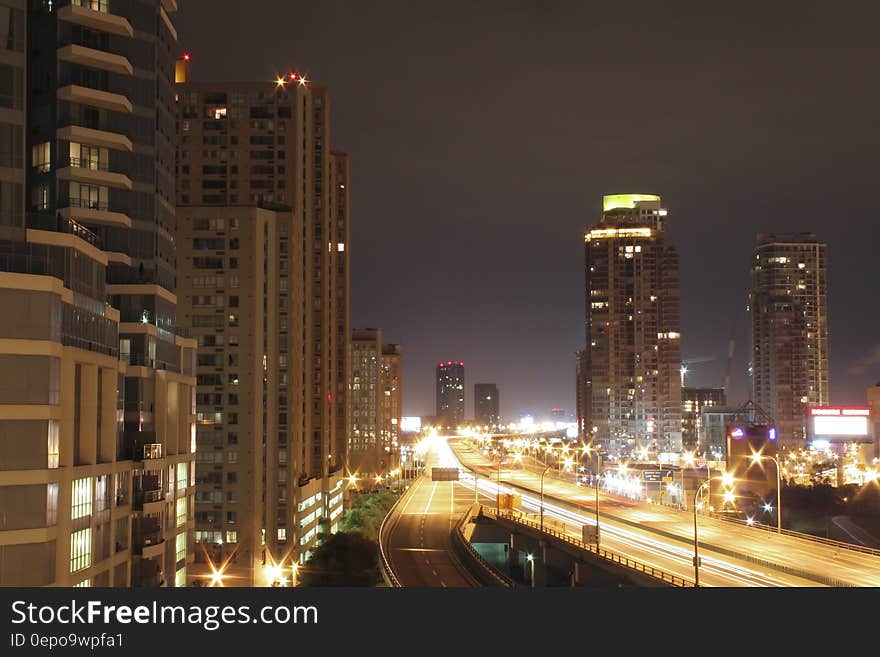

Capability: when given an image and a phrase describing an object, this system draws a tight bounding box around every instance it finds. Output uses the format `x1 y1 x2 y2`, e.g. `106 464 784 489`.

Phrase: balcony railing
66 196 110 212
27 214 101 249
73 0 111 13
61 156 110 171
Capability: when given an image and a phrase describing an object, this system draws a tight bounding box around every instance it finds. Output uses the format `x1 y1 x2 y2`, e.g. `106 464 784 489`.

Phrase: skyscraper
474 383 499 426
584 194 681 456
348 330 401 476
0 0 195 587
749 233 828 448
681 386 726 451
175 74 349 577
436 361 464 428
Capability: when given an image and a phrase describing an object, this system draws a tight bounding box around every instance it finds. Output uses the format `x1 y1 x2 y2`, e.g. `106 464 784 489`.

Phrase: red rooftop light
183 53 191 61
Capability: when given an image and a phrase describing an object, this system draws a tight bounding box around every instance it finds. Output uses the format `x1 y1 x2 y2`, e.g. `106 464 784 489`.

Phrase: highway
450 438 880 587
382 448 488 587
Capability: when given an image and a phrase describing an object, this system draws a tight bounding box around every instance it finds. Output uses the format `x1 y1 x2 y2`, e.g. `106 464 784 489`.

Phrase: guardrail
452 506 515 587
703 510 880 557
377 484 409 588
451 441 867 587
481 506 692 587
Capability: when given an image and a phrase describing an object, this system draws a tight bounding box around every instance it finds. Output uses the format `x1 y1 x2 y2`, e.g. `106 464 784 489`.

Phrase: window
227 432 238 444
47 421 59 468
229 296 239 308
227 511 237 524
71 477 92 519
32 141 50 172
176 497 186 527
225 531 238 544
70 528 92 573
176 531 186 562
228 314 239 327
46 483 58 526
229 275 239 289
277 528 286 541
226 472 237 484
227 451 238 464
177 462 188 490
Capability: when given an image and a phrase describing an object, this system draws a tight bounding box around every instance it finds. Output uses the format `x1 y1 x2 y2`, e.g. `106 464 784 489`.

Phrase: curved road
383 453 487 587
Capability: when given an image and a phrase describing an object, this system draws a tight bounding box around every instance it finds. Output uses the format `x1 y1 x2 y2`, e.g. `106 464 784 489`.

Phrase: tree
301 532 380 586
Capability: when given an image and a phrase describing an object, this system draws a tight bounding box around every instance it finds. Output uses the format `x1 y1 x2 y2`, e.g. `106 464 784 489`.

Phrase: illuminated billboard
807 407 870 440
400 417 422 433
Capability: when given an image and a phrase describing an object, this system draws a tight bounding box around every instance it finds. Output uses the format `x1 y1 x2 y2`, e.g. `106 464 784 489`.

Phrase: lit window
176 497 187 527
71 478 92 519
337 243 345 252
70 528 92 573
176 532 186 562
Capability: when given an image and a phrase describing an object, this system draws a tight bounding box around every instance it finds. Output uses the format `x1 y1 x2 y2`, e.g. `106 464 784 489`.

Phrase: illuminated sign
602 194 661 213
811 416 869 437
400 417 421 433
807 407 870 439
585 227 653 242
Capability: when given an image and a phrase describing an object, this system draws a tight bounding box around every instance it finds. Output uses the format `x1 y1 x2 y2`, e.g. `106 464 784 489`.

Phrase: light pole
751 453 782 534
692 481 709 587
539 464 552 531
582 444 601 550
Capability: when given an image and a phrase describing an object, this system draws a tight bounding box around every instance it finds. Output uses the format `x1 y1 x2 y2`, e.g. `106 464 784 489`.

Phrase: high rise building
348 330 401 476
681 386 726 451
0 0 196 587
175 74 348 578
436 361 464 428
474 383 499 426
749 233 828 449
584 194 681 456
380 343 402 469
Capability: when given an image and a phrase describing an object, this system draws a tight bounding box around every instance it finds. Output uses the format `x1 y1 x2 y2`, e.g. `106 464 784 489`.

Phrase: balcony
133 531 165 559
57 85 132 114
59 202 131 229
57 158 133 191
56 125 132 152
57 44 133 76
27 213 101 250
58 2 134 38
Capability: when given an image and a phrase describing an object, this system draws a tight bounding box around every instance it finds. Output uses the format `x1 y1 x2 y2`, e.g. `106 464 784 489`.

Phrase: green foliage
338 489 398 542
301 532 381 586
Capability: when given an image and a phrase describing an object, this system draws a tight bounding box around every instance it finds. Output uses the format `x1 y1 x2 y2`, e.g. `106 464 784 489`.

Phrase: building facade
749 233 828 449
0 0 196 588
175 75 348 578
474 383 499 426
584 194 682 457
436 361 464 429
681 386 726 451
575 348 587 439
381 343 402 469
348 329 401 476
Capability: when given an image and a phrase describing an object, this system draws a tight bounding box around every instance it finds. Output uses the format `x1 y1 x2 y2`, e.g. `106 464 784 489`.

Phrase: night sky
176 1 880 420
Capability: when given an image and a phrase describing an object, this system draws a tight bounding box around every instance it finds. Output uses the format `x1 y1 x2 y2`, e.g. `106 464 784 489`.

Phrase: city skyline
175 1 880 421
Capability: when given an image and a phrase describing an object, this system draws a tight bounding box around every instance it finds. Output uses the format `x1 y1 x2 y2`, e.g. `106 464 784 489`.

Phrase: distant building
551 407 565 420
749 233 828 450
436 361 465 428
474 383 500 426
350 330 401 476
868 384 880 460
584 194 682 456
699 407 740 460
682 387 726 451
381 344 403 467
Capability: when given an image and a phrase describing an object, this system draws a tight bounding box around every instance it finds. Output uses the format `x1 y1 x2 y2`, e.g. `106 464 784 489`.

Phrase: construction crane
680 356 716 387
724 318 736 401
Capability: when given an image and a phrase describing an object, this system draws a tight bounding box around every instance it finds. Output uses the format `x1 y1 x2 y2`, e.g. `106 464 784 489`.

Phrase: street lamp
583 444 601 550
750 453 782 534
692 481 709 587
526 553 535 587
539 464 552 531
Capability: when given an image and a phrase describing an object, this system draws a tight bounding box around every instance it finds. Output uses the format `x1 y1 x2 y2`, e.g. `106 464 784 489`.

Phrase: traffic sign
431 467 460 481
